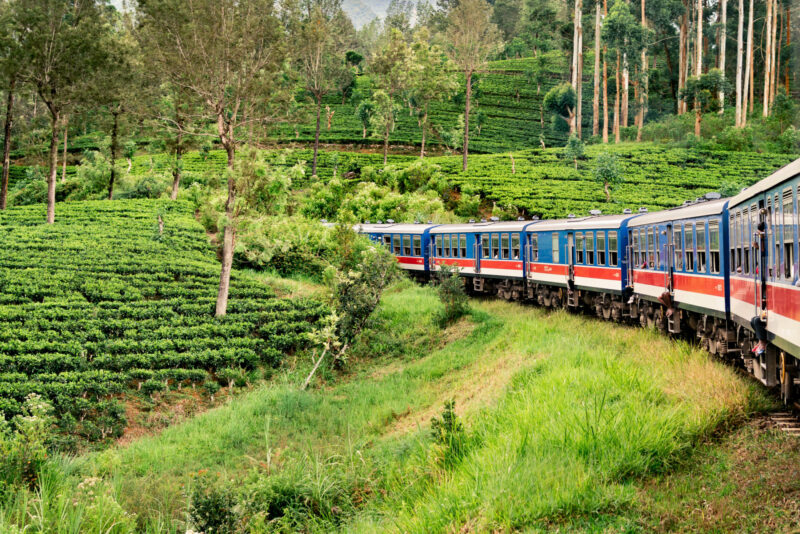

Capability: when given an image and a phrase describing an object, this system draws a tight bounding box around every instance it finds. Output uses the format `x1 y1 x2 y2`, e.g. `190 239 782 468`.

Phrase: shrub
0 394 54 496
188 472 239 534
430 400 469 469
435 264 469 326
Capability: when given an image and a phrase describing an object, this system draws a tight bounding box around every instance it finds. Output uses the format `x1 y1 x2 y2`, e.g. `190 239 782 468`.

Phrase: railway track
769 411 800 436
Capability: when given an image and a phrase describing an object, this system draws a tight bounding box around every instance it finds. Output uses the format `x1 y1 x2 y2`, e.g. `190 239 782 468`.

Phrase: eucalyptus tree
14 0 111 223
370 28 413 164
445 0 502 171
0 0 22 210
136 0 290 317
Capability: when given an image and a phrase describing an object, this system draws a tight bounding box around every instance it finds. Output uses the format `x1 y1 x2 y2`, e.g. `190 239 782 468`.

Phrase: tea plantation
0 200 325 440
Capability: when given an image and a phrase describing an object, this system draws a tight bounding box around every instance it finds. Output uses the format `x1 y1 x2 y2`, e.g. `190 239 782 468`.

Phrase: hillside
0 200 325 442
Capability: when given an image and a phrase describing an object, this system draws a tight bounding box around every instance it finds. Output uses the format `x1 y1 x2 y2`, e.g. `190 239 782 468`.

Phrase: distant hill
342 0 389 27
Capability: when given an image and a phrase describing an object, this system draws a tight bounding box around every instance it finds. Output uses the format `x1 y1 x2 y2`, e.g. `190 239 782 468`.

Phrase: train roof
529 213 634 231
355 223 439 234
429 220 539 233
627 198 728 226
728 158 800 207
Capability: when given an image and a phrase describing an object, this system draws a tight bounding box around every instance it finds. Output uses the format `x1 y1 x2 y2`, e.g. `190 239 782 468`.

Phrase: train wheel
780 352 794 404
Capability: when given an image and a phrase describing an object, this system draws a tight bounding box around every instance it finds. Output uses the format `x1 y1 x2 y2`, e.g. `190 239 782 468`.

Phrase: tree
570 0 583 138
718 0 726 113
0 0 22 210
563 133 585 169
14 0 111 224
544 83 577 135
409 29 458 158
734 0 744 126
355 100 374 139
524 55 548 127
593 151 623 201
370 28 412 164
445 0 503 171
370 89 398 165
679 68 731 137
294 4 351 177
592 2 602 137
136 0 289 317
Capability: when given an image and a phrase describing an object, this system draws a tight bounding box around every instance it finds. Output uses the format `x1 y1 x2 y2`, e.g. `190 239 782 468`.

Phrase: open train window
587 231 595 265
597 231 606 265
481 235 489 258
729 214 736 272
674 226 683 271
552 233 560 263
402 235 410 256
500 233 510 260
576 232 584 264
750 204 758 275
739 210 747 274
783 188 794 280
413 235 422 256
383 235 392 249
685 224 695 272
530 234 539 261
393 235 402 256
511 234 520 260
647 228 655 268
449 234 458 257
491 234 500 259
609 231 618 266
459 234 467 258
709 220 720 274
443 235 450 257
696 222 707 273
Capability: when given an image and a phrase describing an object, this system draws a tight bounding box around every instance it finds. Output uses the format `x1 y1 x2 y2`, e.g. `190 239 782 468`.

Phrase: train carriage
356 222 439 276
727 159 800 397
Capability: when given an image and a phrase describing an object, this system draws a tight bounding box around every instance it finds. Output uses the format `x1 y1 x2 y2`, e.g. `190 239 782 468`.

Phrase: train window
552 233 560 263
448 234 457 257
587 231 595 265
739 210 747 274
729 214 736 272
393 235 402 256
685 224 695 272
530 234 539 261
441 234 449 257
413 235 422 256
639 228 646 267
460 234 467 258
491 234 500 259
597 231 606 265
383 235 391 249
500 233 510 260
674 226 683 271
784 189 794 280
609 231 618 266
511 234 520 260
647 228 655 268
402 235 410 256
750 204 758 275
576 232 584 264
709 220 720 274
631 230 638 267
767 199 774 279
696 222 707 273
481 234 489 259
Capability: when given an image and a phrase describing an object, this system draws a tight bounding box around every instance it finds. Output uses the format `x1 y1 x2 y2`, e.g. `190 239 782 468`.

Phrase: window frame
608 231 618 266
597 231 606 266
552 233 560 263
709 219 720 274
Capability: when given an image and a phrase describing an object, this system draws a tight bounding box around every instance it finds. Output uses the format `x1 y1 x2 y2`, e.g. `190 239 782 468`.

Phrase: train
356 158 800 404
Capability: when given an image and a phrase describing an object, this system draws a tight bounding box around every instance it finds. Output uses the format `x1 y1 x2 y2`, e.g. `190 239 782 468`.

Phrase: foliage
563 133 585 168
543 83 577 133
187 472 239 534
434 264 469 326
592 151 623 202
679 69 732 116
430 399 469 469
0 394 54 497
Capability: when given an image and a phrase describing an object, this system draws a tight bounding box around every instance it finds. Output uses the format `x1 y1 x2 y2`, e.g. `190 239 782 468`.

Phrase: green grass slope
0 200 325 441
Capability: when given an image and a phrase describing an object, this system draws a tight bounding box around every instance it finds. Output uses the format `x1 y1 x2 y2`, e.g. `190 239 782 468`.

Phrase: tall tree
409 29 458 158
370 28 412 164
593 2 602 137
763 0 773 116
718 0 727 113
14 0 110 224
294 3 350 177
742 0 753 121
136 0 289 317
735 0 744 126
571 0 584 138
0 0 22 210
445 0 502 171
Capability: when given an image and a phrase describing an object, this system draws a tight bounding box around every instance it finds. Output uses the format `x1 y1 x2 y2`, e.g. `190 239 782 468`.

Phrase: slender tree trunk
735 0 744 126
46 110 59 225
785 5 791 92
615 55 621 143
216 139 236 318
763 0 773 116
719 0 727 113
0 78 15 210
638 0 647 141
678 12 688 114
463 72 471 171
593 3 601 137
694 0 703 136
171 129 183 200
420 111 427 158
744 0 754 119
61 120 68 183
108 111 119 200
312 97 321 177
571 0 583 138
383 123 389 166
622 53 629 128
771 1 779 104
577 8 583 138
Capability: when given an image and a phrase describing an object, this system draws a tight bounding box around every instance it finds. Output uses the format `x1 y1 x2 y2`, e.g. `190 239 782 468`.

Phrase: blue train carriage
626 195 731 348
525 212 636 316
430 219 540 300
726 159 800 399
355 222 440 278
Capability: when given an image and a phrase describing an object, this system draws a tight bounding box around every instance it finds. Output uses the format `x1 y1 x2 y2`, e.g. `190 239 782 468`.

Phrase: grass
0 283 778 532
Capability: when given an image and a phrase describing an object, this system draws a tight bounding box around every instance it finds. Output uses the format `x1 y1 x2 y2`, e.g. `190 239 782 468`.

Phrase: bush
434 264 469 326
188 472 239 534
430 400 470 469
0 394 54 496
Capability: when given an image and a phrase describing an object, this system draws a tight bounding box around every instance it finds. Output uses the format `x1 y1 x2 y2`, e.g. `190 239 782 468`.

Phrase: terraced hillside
0 200 325 441
271 53 593 152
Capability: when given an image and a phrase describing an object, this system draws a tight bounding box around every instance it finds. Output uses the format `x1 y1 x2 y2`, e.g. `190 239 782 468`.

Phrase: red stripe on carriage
574 265 621 280
397 256 425 265
673 273 725 297
632 269 666 286
433 258 475 268
767 284 800 322
480 259 523 270
528 263 568 275
730 276 756 305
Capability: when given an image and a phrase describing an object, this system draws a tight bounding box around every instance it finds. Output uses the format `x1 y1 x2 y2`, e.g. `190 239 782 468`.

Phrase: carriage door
665 225 674 294
566 232 575 286
475 234 483 274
